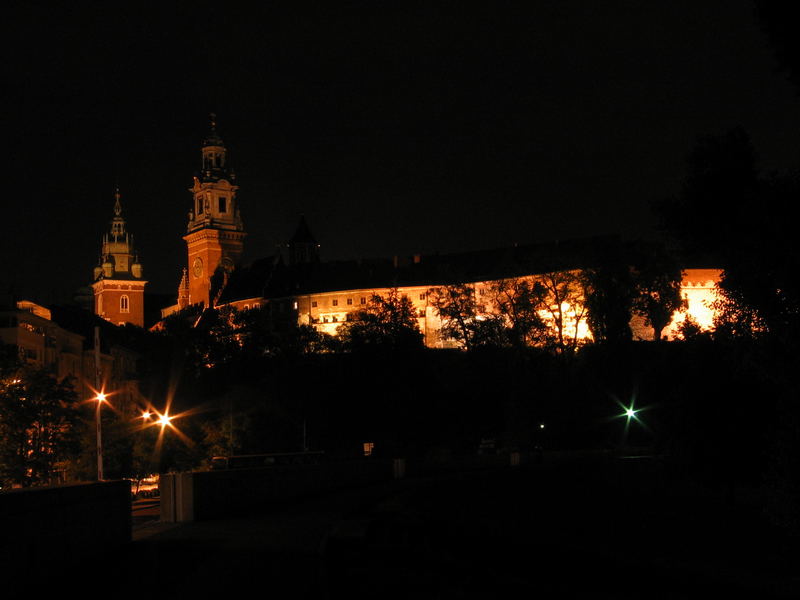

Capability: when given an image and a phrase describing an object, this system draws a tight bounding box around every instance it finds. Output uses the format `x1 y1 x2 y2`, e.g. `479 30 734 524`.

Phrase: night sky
4 2 800 305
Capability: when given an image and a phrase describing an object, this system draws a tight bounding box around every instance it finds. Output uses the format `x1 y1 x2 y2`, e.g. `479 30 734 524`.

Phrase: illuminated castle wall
221 264 722 347
163 121 723 344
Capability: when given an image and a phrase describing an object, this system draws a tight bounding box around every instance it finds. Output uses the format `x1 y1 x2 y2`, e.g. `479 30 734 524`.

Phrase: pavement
54 461 800 599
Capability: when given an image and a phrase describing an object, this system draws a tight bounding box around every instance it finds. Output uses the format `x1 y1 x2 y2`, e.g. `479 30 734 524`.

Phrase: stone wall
162 459 395 522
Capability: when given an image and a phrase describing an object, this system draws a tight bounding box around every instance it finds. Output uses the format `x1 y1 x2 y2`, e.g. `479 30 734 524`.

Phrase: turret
91 188 147 327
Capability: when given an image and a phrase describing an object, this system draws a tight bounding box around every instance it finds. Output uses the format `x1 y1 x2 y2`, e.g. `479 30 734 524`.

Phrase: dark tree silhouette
0 346 83 487
336 288 423 352
538 270 587 353
489 277 549 348
631 248 685 342
581 245 635 344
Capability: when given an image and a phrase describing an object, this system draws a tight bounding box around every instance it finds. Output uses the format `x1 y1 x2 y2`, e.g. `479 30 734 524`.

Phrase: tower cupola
94 188 142 281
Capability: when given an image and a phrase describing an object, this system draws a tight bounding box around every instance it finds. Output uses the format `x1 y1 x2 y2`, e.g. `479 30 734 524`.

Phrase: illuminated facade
91 190 146 327
0 301 83 381
159 122 722 344
215 237 722 346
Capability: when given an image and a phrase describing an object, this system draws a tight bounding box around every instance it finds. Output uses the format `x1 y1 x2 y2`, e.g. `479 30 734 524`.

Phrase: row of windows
311 309 426 324
309 293 427 309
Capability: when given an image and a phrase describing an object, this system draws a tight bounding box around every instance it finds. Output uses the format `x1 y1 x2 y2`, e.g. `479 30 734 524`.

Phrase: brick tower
183 115 246 308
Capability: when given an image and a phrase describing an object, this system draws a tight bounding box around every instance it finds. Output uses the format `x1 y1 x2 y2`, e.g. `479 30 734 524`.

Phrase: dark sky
3 2 800 304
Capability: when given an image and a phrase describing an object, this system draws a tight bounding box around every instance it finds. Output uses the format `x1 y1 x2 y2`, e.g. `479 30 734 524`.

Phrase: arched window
120 295 130 313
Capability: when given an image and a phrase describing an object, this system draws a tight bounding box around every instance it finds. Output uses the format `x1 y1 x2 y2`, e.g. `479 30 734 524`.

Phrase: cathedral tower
92 189 147 327
183 115 246 308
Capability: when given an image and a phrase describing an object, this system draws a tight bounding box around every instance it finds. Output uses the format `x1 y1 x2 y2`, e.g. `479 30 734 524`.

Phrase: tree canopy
336 288 424 352
0 345 83 488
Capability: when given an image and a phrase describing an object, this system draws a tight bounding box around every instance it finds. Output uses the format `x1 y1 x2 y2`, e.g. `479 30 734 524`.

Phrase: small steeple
94 188 142 281
288 214 320 265
199 113 234 184
110 186 126 239
204 112 224 147
91 187 148 328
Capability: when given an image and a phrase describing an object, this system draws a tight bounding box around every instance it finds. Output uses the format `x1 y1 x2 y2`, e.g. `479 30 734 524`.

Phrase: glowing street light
158 413 173 429
95 390 107 481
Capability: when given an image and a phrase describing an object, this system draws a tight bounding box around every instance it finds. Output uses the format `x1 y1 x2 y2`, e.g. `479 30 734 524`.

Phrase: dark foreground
43 457 800 598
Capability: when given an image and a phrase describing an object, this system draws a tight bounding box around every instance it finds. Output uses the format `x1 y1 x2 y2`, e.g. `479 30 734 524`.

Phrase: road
131 497 160 530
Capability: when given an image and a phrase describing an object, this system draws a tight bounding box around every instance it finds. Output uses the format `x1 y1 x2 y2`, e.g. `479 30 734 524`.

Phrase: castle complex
101 118 722 344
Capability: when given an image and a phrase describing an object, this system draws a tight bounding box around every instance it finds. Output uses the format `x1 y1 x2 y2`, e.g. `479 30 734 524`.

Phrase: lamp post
95 391 106 481
93 326 104 481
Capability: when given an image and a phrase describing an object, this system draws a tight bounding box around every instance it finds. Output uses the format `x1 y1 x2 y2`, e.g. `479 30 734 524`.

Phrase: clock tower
183 115 246 308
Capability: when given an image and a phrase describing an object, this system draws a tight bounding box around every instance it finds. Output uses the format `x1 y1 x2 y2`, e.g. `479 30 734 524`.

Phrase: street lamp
95 391 107 481
158 412 173 430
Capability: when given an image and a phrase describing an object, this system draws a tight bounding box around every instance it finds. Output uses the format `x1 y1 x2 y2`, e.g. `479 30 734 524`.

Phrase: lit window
293 301 298 310
361 297 366 304
363 442 374 457
120 295 130 313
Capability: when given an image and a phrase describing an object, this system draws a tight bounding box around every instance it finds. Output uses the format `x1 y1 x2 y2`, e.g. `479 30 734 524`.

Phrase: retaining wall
0 480 131 581
162 459 396 522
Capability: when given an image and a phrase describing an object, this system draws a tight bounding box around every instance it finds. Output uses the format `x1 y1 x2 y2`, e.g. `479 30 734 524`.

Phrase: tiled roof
218 235 641 303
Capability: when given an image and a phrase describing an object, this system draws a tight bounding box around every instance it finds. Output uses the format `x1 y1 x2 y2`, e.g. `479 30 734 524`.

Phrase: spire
290 214 317 245
114 186 122 214
93 187 143 281
110 187 126 238
203 112 225 148
288 214 320 265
